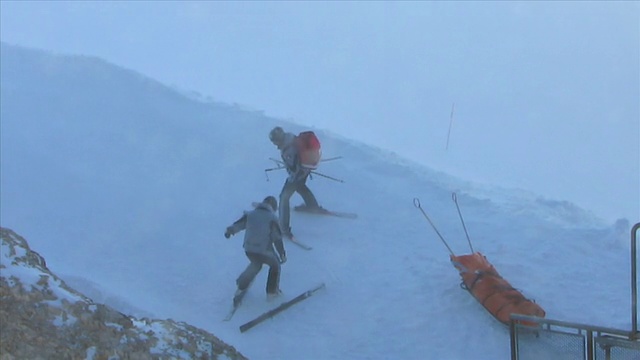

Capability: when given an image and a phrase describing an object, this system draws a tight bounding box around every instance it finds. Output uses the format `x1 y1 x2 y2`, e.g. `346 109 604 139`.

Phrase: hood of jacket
256 202 275 213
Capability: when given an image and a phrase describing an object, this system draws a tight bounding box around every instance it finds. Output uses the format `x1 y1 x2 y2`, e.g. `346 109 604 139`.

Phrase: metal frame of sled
413 194 546 326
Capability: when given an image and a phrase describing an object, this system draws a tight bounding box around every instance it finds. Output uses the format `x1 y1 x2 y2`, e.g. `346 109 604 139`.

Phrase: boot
282 226 294 239
233 288 247 307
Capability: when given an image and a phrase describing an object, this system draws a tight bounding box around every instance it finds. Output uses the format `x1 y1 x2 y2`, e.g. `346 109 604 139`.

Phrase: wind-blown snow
0 43 636 359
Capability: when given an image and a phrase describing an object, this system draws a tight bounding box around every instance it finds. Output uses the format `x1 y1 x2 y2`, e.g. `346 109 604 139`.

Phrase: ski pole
310 171 344 183
413 198 455 256
270 156 343 164
265 166 286 172
320 156 343 162
452 192 474 253
263 167 344 183
264 159 285 181
266 157 344 182
264 165 284 182
269 157 285 166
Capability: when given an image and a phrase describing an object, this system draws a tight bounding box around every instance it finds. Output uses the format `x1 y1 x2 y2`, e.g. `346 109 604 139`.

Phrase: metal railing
510 222 640 360
510 314 639 360
631 222 640 338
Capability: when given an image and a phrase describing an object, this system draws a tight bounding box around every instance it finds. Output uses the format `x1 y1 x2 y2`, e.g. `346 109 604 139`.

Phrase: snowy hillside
0 43 635 359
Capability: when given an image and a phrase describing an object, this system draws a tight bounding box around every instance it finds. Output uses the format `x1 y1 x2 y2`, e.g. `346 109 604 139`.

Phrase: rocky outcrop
0 227 248 360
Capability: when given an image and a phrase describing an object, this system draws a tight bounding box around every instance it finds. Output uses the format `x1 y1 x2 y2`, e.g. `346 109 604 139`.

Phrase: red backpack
295 131 322 169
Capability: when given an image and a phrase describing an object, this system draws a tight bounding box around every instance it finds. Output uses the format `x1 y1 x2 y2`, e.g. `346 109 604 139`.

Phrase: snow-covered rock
0 227 247 360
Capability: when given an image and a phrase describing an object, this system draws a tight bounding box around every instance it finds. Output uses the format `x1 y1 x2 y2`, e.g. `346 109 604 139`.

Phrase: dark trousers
236 251 281 294
279 177 318 231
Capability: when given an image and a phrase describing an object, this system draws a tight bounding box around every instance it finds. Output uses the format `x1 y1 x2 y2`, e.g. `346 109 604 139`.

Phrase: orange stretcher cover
450 252 545 325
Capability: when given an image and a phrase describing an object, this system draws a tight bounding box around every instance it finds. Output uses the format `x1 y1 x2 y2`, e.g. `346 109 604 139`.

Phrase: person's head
269 126 285 147
263 195 278 212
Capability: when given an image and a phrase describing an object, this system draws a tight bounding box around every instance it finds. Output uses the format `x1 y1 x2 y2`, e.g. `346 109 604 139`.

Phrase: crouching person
225 196 286 304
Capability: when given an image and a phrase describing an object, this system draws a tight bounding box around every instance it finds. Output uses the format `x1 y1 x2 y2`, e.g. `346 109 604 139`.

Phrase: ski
294 205 358 219
252 201 356 219
223 288 248 321
239 283 326 333
285 234 312 250
223 305 238 321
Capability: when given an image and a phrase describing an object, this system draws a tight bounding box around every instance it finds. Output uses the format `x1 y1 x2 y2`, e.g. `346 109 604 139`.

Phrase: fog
1 1 638 223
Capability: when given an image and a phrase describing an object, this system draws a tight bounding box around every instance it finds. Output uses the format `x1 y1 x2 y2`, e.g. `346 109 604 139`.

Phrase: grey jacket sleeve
227 213 248 236
281 142 297 172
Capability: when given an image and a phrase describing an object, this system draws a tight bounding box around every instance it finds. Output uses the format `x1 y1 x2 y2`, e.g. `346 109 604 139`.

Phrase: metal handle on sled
413 198 455 256
452 193 474 253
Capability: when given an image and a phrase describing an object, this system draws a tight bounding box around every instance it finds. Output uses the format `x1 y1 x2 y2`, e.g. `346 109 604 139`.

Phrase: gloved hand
279 253 287 264
224 227 233 239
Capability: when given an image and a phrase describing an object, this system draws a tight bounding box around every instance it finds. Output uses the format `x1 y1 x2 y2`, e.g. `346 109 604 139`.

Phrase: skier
268 126 322 238
225 196 287 302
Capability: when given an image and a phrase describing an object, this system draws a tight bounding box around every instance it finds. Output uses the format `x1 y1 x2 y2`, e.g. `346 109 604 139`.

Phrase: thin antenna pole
452 192 474 253
413 198 455 256
446 103 455 151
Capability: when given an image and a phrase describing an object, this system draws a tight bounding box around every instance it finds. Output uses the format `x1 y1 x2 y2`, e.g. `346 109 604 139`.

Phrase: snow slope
0 43 635 359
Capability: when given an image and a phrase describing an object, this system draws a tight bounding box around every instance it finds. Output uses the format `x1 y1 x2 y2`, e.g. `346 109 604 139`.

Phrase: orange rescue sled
450 252 546 325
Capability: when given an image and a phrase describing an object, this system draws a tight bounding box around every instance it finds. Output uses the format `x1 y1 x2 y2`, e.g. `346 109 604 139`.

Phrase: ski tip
223 311 235 321
305 282 326 294
285 236 313 250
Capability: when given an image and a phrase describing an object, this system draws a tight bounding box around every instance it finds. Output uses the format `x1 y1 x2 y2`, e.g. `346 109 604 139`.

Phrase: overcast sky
1 1 638 223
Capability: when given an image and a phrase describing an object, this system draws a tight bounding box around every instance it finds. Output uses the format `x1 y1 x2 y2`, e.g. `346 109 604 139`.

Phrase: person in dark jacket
269 126 321 238
225 196 286 301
